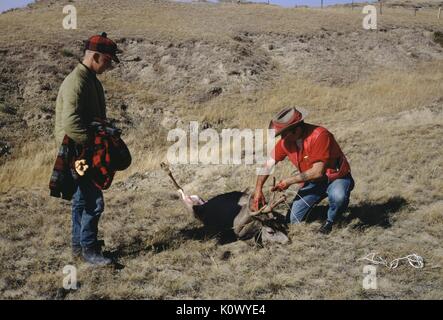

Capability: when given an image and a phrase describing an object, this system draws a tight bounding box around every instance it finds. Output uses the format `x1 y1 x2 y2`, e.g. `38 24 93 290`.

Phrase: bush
433 31 443 47
0 104 16 115
61 48 75 58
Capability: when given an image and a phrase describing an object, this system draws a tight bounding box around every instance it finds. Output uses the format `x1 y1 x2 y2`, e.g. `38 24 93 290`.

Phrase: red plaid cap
84 32 121 63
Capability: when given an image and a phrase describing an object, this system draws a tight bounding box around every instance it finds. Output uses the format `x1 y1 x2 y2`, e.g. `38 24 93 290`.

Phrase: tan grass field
0 0 442 299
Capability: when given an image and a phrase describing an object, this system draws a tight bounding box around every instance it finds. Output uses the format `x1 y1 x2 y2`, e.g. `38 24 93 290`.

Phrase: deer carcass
161 163 289 244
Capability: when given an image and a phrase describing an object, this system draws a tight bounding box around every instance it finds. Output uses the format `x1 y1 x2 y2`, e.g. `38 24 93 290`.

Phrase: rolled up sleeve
271 139 287 163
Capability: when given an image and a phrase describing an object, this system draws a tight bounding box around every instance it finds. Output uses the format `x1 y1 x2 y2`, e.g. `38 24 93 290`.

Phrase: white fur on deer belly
178 189 206 206
189 195 205 205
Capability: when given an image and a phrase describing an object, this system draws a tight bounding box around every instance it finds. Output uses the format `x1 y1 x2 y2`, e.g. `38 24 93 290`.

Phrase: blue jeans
289 174 354 224
71 180 104 248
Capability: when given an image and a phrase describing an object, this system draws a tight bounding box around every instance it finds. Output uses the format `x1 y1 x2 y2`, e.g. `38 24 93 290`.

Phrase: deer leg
160 162 183 191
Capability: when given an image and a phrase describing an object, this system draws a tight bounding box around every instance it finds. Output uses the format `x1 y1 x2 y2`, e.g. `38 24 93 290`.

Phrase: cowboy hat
269 107 309 136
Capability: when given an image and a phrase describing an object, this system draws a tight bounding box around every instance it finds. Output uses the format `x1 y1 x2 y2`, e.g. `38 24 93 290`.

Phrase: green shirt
55 63 106 145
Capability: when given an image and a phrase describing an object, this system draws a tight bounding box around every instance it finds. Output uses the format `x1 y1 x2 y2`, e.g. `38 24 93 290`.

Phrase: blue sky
0 0 368 13
0 0 34 13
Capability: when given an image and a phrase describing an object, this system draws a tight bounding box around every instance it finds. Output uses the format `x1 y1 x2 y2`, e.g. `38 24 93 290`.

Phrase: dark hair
291 121 305 132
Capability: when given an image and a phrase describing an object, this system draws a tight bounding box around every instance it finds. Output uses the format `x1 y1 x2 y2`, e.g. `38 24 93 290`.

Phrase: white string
288 191 312 223
357 252 424 269
295 191 311 209
389 254 424 269
357 252 388 267
277 190 312 224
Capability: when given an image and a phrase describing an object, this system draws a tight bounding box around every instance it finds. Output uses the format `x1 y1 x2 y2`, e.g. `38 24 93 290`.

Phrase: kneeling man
253 107 354 234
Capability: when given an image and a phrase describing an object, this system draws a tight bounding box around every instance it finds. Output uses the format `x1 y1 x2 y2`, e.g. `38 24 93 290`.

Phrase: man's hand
252 189 266 211
271 179 291 192
74 159 89 176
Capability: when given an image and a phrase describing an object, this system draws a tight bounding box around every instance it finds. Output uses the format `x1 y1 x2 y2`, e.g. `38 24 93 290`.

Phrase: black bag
89 120 132 171
109 135 131 171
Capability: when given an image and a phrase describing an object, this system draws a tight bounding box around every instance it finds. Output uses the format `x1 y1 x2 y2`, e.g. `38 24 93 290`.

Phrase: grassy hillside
0 0 442 299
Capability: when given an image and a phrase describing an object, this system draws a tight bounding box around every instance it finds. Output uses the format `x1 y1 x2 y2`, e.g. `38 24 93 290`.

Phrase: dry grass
0 1 441 44
2 60 441 192
191 60 443 126
0 139 56 192
0 0 442 300
2 2 355 43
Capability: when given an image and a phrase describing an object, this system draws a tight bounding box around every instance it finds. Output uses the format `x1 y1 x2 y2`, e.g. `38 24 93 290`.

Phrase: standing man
54 32 121 265
253 107 354 234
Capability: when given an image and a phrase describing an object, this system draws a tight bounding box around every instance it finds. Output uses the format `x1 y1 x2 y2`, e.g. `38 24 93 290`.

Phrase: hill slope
0 0 442 299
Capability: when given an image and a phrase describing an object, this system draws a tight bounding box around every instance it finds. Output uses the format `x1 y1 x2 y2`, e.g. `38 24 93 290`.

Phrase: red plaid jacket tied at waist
49 120 131 200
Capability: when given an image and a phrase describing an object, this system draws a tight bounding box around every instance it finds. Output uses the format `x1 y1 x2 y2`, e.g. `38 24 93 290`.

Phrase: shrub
61 48 75 58
433 31 443 47
0 104 16 115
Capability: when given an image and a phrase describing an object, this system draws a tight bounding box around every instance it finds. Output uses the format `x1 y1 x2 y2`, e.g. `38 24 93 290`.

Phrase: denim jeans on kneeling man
289 174 354 224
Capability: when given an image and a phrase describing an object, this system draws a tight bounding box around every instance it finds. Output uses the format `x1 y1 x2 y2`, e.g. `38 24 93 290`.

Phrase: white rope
295 191 312 209
357 252 424 269
389 254 424 269
279 190 312 224
357 252 388 267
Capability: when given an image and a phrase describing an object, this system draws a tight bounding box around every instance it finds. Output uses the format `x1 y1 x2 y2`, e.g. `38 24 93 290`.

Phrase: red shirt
271 124 350 182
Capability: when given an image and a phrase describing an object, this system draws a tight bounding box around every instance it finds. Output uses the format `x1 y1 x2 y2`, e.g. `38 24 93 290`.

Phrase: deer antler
250 194 286 216
268 176 277 205
268 195 287 211
249 176 287 217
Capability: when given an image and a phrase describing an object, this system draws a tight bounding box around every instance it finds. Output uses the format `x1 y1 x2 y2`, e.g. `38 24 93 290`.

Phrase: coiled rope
357 252 424 269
